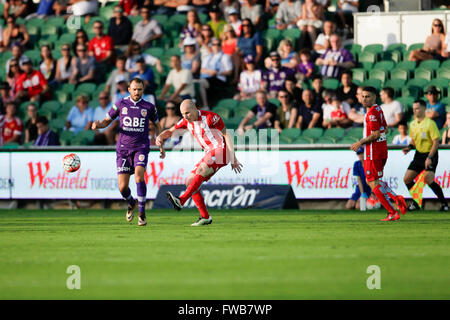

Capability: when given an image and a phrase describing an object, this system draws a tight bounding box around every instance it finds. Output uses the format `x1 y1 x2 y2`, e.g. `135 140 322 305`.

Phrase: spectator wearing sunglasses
132 5 162 49
55 44 73 83
108 5 133 51
93 91 117 145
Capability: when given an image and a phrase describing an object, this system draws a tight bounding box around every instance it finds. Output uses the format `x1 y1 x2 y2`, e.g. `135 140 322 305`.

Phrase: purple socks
120 187 135 207
136 181 147 215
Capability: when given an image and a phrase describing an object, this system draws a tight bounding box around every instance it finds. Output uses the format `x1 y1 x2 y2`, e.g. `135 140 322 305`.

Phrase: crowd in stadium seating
0 0 449 148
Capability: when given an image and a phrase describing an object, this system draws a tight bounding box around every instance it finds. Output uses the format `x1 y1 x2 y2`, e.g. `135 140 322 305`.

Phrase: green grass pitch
0 209 449 299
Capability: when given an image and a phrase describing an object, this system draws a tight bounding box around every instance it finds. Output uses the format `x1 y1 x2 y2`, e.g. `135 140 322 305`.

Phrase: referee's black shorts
407 151 439 173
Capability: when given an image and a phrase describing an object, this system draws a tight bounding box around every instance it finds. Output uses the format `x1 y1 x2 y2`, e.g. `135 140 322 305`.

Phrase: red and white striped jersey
364 104 388 160
175 110 226 152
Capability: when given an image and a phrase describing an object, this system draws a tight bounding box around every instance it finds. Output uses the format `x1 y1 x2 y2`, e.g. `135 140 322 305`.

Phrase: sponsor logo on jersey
366 170 371 176
122 107 128 115
212 115 220 125
369 115 377 121
141 109 147 117
138 154 145 162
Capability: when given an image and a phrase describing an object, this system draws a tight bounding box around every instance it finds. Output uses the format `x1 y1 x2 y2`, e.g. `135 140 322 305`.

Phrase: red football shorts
364 159 387 182
191 147 230 181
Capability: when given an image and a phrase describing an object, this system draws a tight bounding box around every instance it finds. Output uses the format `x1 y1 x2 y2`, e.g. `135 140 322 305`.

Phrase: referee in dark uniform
402 99 449 211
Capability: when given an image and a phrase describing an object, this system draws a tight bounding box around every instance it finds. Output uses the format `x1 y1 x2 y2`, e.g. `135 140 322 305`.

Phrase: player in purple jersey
91 78 163 226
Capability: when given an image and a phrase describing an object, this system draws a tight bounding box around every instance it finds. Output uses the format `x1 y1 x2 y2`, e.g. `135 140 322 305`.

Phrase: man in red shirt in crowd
351 86 407 221
88 20 115 66
1 102 23 145
15 59 49 103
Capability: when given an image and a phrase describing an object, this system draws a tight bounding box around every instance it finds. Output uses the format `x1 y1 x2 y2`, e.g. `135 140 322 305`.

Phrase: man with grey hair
157 99 243 226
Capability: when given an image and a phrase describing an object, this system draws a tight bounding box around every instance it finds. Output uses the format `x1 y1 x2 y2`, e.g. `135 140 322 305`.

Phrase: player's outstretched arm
222 127 242 174
91 117 113 131
350 130 380 152
153 121 166 159
156 125 176 147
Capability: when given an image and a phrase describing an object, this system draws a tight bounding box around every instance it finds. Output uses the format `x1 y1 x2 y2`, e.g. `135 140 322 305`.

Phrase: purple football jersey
262 66 294 92
108 96 159 150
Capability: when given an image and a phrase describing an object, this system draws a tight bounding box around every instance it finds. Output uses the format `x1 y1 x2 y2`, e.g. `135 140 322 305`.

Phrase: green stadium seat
407 78 428 88
268 98 280 107
358 51 376 66
339 136 359 144
38 108 53 119
75 83 97 99
316 136 337 144
41 25 60 37
212 106 231 119
234 106 252 118
419 59 440 71
408 43 424 51
145 47 164 59
262 29 282 51
440 60 450 69
2 142 19 149
373 60 395 71
281 28 302 45
402 84 423 100
238 99 257 109
47 16 66 28
279 128 301 143
437 68 450 80
344 44 362 55
49 118 66 133
322 127 345 140
74 130 95 145
414 68 433 81
24 50 41 66
346 127 363 139
386 43 406 52
129 16 142 26
26 25 40 36
428 78 449 96
397 96 415 110
292 136 314 144
381 50 401 63
301 128 323 140
323 78 340 90
368 69 387 84
223 117 241 130
390 68 409 81
362 79 382 91
27 18 45 28
396 60 416 76
152 14 168 26
363 44 383 60
384 79 406 97
352 68 366 83
41 100 61 115
215 98 239 111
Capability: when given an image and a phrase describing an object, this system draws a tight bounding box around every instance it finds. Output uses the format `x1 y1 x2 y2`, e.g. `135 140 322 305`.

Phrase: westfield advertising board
1 150 449 199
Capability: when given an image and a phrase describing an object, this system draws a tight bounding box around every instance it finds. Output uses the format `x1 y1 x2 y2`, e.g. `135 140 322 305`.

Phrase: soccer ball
63 153 81 173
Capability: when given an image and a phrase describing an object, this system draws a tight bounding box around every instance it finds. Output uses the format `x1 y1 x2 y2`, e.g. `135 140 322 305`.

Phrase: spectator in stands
208 4 227 39
153 0 189 16
235 55 262 101
55 44 73 84
0 24 5 53
158 55 195 103
237 89 277 134
113 76 130 103
66 94 94 134
347 86 365 127
275 0 302 31
180 9 202 48
181 37 201 78
24 103 38 144
2 15 29 49
296 89 321 130
39 45 57 85
443 30 450 59
380 87 403 128
327 95 352 128
131 57 156 98
263 51 295 98
321 89 335 128
240 0 263 29
0 82 15 113
297 0 324 48
274 89 298 133
296 48 314 80
119 0 138 16
336 0 359 31
220 0 240 23
108 5 133 51
278 39 299 70
93 91 117 145
221 24 238 56
198 24 214 62
15 59 49 103
265 0 280 15
198 38 233 108
53 0 70 16
392 121 412 146
34 116 60 146
3 0 35 19
409 18 446 63
26 0 55 19
284 75 302 104
132 6 163 49
311 74 324 106
316 34 354 79
346 147 371 210
425 85 446 129
6 58 23 100
336 70 357 107
5 44 28 75
159 100 181 131
105 56 130 102
88 20 115 66
68 0 98 21
70 44 97 85
124 40 163 74
442 113 450 144
227 8 242 37
314 20 336 57
1 102 23 144
72 29 89 56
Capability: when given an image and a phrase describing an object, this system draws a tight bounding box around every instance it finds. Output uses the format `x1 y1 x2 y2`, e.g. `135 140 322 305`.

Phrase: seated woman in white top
55 44 74 83
234 55 262 101
124 40 163 74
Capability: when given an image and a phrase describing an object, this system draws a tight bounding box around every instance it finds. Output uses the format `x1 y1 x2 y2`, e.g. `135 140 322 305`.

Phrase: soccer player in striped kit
351 87 407 221
156 99 243 226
